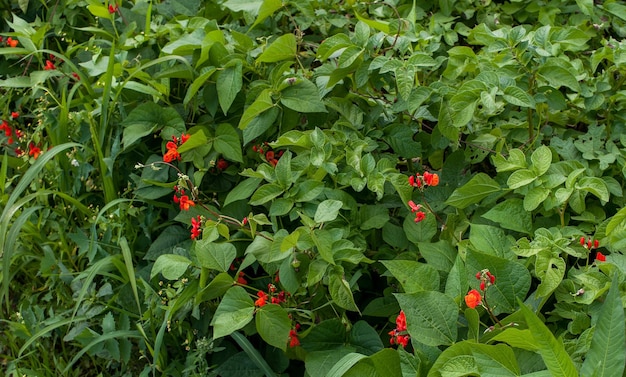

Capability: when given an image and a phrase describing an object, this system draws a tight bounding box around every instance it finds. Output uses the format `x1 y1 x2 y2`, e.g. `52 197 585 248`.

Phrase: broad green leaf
249 183 283 206
329 266 360 312
239 89 275 130
280 78 327 113
184 67 217 106
214 123 243 163
314 199 343 223
490 328 539 351
382 260 439 293
418 241 457 272
537 64 580 91
217 59 243 114
224 178 262 206
605 3 626 21
580 274 626 377
243 107 279 145
482 199 532 234
257 34 297 63
396 291 458 346
428 341 520 377
255 304 291 352
576 177 609 202
531 145 552 176
446 173 501 209
575 0 594 15
252 0 282 28
396 66 414 101
507 169 537 189
503 86 536 108
349 321 384 356
327 353 368 377
403 212 437 243
87 4 112 19
520 302 578 377
466 250 531 315
449 90 479 128
195 241 237 272
150 254 192 280
122 103 185 149
492 149 527 172
354 10 390 34
162 29 205 55
275 150 293 189
223 0 262 13
212 286 255 339
343 348 402 377
524 186 550 211
359 205 390 230
469 224 514 259
306 348 356 377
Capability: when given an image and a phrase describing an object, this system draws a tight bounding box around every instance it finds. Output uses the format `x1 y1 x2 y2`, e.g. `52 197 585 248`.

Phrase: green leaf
243 107 279 146
531 145 552 176
224 178 262 206
605 3 626 21
524 186 550 211
396 291 458 347
537 64 581 91
195 241 237 272
239 89 275 130
576 177 609 202
503 86 536 108
575 0 594 16
257 34 297 63
212 286 255 339
329 266 360 312
520 302 578 377
214 123 243 163
280 78 327 113
466 250 531 315
403 212 437 243
252 0 283 28
359 205 390 230
446 173 501 209
184 67 217 106
122 103 185 149
507 169 538 189
255 304 291 352
327 353 368 377
580 274 626 377
223 0 262 13
275 150 293 189
482 199 532 234
349 321 384 355
150 254 192 280
217 60 243 114
396 66 414 101
381 260 439 293
314 199 343 223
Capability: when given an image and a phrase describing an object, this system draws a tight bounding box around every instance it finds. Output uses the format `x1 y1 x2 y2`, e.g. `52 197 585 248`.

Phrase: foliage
1 0 626 376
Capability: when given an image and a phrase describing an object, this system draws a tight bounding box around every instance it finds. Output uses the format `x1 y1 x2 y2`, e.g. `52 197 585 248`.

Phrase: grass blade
231 331 277 377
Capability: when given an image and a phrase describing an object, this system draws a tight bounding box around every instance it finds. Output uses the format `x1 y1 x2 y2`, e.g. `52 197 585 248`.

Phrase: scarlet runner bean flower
407 200 426 223
163 141 180 162
6 37 18 47
288 328 300 348
28 143 41 159
236 272 247 285
464 289 482 309
596 252 606 262
108 4 118 13
388 310 410 347
255 291 268 307
44 60 56 70
190 215 202 239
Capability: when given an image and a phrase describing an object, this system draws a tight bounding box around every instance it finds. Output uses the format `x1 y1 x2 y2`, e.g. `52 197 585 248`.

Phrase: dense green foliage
1 0 626 376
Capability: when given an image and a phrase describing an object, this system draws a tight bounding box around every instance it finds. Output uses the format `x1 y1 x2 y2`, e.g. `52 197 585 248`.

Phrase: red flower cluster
44 60 56 71
389 310 410 347
251 142 283 167
475 269 496 291
255 291 268 307
0 120 14 145
236 272 247 285
288 325 300 348
408 200 426 223
29 142 41 159
580 236 599 250
173 186 195 211
464 289 482 309
408 171 439 188
163 133 189 162
190 215 202 239
108 4 119 13
3 37 19 47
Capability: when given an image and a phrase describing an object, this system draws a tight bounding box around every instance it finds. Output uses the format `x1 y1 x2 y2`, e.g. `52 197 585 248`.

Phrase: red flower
108 4 118 13
29 143 42 159
408 200 421 212
255 291 268 307
216 158 228 170
181 133 190 143
408 175 421 188
15 147 24 157
44 60 56 70
414 211 426 223
7 37 18 47
163 141 180 162
72 72 80 80
178 195 195 211
236 272 247 285
423 171 440 186
596 252 606 262
288 329 300 348
464 289 482 309
190 215 202 239
11 112 19 119
395 310 407 331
